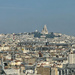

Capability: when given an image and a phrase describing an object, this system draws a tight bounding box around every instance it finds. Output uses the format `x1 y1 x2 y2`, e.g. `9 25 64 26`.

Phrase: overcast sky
0 0 75 35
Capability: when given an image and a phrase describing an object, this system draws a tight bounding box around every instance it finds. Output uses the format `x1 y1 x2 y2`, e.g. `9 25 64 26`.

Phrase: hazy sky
0 0 75 35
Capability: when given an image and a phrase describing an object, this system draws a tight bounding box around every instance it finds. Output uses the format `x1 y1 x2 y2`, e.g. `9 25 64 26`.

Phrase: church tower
41 25 48 34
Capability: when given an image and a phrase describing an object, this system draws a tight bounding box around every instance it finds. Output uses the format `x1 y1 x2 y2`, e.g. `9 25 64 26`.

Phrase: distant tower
13 33 15 41
41 25 48 34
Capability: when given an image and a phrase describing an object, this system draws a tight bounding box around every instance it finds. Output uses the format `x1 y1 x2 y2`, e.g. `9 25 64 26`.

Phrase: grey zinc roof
25 65 36 70
67 64 75 69
36 57 46 61
52 57 67 61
